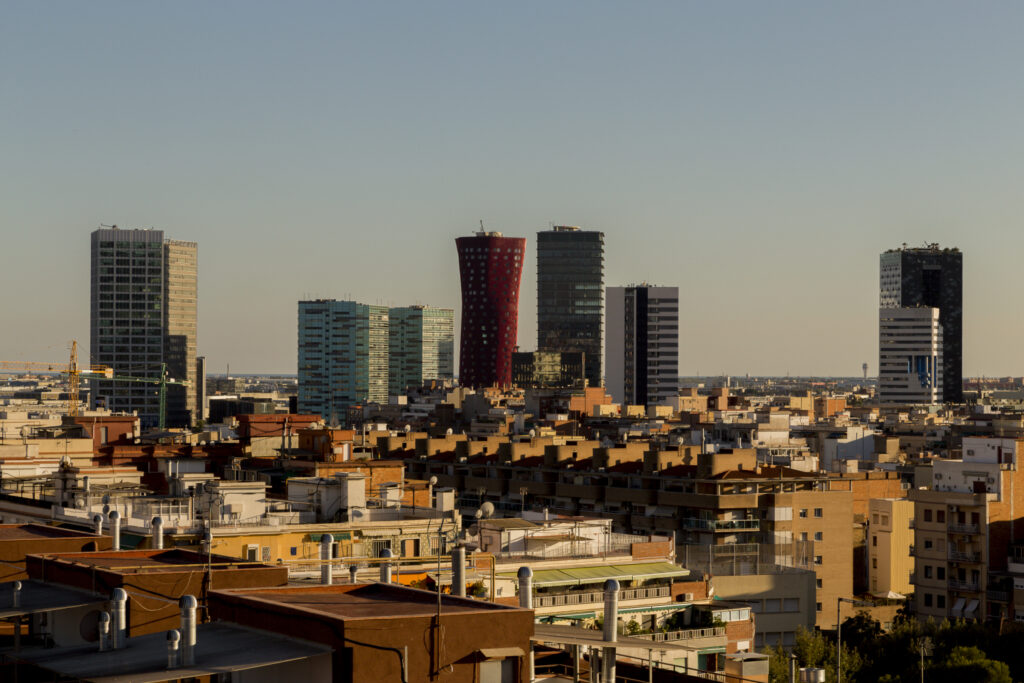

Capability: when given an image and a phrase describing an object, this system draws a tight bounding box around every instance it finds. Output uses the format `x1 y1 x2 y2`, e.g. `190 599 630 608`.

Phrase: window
816 602 823 612
937 567 945 580
924 593 933 607
816 579 823 589
924 566 933 579
872 535 877 547
937 510 946 523
814 508 823 518
764 599 781 613
814 555 823 565
783 598 799 612
937 595 945 608
799 509 808 518
924 509 933 522
814 532 823 542
872 558 878 569
924 539 933 550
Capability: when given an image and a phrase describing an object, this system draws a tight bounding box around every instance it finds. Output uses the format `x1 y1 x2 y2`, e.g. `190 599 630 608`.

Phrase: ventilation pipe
602 579 620 683
151 516 164 550
320 534 334 585
108 511 121 551
180 595 197 666
349 564 359 584
111 588 127 649
451 546 466 598
379 548 393 584
93 514 103 536
98 612 110 652
518 567 534 682
11 581 21 608
167 629 181 668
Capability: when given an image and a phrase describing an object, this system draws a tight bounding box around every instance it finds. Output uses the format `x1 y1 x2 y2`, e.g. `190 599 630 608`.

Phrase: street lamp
918 636 933 683
836 597 873 683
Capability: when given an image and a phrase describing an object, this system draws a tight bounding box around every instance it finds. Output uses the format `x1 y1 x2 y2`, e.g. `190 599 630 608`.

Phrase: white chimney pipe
379 548 393 583
518 567 534 681
152 516 164 550
180 595 197 666
93 514 103 536
167 629 181 668
320 534 334 585
451 546 466 598
108 511 121 551
349 564 359 584
111 588 127 649
12 581 21 608
98 612 110 652
602 579 620 683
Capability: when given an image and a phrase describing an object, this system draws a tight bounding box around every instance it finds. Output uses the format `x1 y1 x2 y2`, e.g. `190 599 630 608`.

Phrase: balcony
988 589 1010 603
949 578 981 592
533 585 672 609
635 626 727 643
949 523 980 535
949 550 981 563
681 518 760 532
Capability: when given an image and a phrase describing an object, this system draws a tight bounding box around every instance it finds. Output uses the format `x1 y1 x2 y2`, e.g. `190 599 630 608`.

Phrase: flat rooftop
0 580 105 619
215 583 524 620
30 548 275 574
0 524 101 541
9 622 332 683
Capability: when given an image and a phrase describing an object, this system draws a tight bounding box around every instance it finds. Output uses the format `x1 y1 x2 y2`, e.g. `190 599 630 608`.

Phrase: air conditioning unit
684 593 694 601
950 506 959 513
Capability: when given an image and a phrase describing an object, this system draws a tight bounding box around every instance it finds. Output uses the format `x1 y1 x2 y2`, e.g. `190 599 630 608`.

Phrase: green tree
930 646 1012 683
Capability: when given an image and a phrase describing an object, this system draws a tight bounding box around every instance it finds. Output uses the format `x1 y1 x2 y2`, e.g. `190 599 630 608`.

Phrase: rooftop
213 583 524 620
30 548 275 574
0 523 101 541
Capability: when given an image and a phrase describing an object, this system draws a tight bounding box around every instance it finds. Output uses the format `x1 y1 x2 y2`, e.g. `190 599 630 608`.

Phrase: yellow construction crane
0 341 110 416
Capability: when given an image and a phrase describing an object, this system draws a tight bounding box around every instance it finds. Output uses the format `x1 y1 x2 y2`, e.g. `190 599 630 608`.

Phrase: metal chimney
167 629 181 669
451 546 466 598
11 581 21 608
518 567 535 682
111 588 128 649
349 564 359 584
320 534 334 585
379 548 393 584
98 612 110 652
93 513 103 536
602 579 620 683
151 516 164 550
180 595 197 666
108 511 121 551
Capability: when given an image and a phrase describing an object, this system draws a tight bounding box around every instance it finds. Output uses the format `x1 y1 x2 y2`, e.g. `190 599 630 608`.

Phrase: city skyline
5 4 1024 376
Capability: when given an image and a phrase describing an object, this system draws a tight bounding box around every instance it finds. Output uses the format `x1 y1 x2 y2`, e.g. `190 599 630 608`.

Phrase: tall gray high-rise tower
879 244 963 403
605 285 679 406
537 226 604 387
90 227 198 428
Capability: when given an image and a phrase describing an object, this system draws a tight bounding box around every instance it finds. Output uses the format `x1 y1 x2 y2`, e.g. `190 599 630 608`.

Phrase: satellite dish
474 509 483 520
676 437 685 446
480 501 495 518
429 476 438 487
529 429 536 438
446 428 453 436
404 425 411 433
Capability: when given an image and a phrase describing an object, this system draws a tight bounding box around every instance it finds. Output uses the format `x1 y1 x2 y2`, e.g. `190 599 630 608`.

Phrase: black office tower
537 226 604 387
879 244 963 403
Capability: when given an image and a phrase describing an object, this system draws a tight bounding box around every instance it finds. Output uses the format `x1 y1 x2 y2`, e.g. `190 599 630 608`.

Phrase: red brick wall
631 540 673 560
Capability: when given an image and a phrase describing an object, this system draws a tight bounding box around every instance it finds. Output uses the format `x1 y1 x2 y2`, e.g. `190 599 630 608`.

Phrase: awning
497 561 689 588
951 598 965 618
478 647 525 659
965 599 979 617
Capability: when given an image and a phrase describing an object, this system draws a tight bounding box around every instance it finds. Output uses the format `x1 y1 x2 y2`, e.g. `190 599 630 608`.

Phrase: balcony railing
635 626 727 642
988 590 1010 602
681 518 760 532
949 523 980 534
949 578 981 592
949 550 980 562
534 585 671 608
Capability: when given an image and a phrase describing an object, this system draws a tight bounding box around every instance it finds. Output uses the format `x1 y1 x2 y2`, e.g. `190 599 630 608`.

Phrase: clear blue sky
3 2 1023 376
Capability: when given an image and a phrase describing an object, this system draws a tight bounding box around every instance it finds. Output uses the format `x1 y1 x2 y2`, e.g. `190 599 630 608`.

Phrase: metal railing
948 523 980 534
948 578 980 591
681 517 760 532
634 626 726 642
534 585 671 608
949 550 980 562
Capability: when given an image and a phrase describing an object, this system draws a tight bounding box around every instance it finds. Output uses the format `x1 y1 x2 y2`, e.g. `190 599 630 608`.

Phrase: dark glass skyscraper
456 231 526 387
880 244 963 403
536 226 604 387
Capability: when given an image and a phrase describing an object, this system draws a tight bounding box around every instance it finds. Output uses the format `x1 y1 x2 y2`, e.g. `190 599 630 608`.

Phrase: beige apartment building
868 498 914 597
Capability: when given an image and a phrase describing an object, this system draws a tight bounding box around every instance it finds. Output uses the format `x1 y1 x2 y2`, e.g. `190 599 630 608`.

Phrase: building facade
878 307 943 405
298 300 389 422
511 351 585 389
89 227 198 429
456 231 526 388
388 306 454 395
605 285 679 406
537 226 604 388
867 498 914 598
879 245 963 402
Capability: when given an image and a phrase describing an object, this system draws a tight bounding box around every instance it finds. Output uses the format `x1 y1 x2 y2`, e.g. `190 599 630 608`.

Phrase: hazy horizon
4 3 1024 376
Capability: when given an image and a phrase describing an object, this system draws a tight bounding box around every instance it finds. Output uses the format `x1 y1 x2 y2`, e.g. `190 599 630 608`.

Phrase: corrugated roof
498 561 688 588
